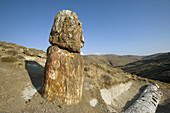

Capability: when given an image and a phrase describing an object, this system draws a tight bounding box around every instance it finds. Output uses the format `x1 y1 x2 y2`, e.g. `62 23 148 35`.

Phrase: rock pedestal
41 10 84 105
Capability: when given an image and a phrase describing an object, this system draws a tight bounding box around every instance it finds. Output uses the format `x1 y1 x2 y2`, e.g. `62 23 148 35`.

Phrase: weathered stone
90 99 98 107
41 46 84 105
100 82 132 111
125 84 163 113
49 10 84 53
42 10 84 105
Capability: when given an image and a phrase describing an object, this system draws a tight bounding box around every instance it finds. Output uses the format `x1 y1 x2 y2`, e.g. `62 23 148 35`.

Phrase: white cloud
94 52 107 55
80 51 84 55
94 52 101 55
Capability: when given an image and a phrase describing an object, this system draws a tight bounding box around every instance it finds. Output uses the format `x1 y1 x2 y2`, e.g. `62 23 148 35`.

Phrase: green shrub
101 74 112 86
17 55 25 59
5 50 18 55
1 56 18 62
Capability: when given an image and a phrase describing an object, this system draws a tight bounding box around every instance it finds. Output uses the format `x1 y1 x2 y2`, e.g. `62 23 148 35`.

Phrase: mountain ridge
122 52 170 83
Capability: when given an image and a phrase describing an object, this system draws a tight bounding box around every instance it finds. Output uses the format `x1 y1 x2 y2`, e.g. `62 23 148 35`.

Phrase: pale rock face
100 82 132 112
22 86 41 100
100 82 132 106
49 10 84 53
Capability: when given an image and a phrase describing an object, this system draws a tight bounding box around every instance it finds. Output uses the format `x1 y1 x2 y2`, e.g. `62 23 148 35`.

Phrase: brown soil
0 60 169 113
0 41 169 113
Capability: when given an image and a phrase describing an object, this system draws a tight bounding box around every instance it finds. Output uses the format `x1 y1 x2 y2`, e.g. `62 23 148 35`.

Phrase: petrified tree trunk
125 84 163 113
41 10 84 105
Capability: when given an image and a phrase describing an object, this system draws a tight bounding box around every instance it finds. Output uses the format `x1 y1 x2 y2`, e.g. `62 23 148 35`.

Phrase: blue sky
0 0 170 55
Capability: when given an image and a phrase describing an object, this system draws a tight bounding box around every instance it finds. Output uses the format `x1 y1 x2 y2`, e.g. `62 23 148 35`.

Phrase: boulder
49 10 84 53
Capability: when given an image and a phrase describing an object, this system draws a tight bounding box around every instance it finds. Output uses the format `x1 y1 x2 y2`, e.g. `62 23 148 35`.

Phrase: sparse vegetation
0 41 46 58
23 48 46 58
5 50 18 55
17 55 25 60
101 74 112 86
122 52 170 83
1 56 18 62
84 61 132 89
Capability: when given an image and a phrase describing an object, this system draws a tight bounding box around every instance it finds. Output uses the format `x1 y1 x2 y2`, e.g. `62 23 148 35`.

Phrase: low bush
5 50 18 55
1 56 18 62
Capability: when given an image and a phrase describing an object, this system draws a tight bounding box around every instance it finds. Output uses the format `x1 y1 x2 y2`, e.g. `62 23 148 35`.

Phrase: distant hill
83 54 144 67
122 52 170 83
142 53 164 60
104 54 144 67
83 55 111 66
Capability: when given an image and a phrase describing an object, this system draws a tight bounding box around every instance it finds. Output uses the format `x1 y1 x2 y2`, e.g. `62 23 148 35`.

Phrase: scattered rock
84 82 94 90
25 99 31 105
22 86 37 100
58 105 62 108
90 99 98 107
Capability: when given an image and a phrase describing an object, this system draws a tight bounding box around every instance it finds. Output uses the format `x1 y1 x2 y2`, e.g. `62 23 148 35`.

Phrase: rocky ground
0 41 169 113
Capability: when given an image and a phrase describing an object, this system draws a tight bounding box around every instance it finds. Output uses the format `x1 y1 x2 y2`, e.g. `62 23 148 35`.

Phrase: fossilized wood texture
42 10 84 105
41 46 84 105
125 84 163 113
49 10 84 53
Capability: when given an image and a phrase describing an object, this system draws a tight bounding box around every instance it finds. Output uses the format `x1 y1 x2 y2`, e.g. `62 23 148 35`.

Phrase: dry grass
84 61 132 89
1 56 18 62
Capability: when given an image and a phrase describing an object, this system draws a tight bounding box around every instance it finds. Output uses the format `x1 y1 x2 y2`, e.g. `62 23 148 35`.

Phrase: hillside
122 52 170 83
83 54 143 67
104 54 143 67
0 41 134 112
0 41 169 113
0 41 46 59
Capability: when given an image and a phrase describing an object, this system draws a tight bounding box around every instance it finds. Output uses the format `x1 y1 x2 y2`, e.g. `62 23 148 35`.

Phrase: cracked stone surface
49 10 84 53
41 10 84 105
